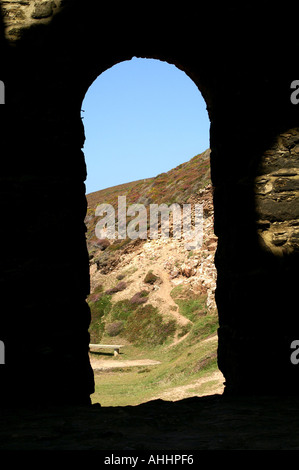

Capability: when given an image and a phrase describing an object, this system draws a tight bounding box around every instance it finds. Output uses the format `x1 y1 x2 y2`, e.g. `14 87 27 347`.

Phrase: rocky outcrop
162 184 218 312
88 182 218 317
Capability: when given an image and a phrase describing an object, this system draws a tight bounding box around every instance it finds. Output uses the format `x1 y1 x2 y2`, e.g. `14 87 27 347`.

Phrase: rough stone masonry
0 2 298 405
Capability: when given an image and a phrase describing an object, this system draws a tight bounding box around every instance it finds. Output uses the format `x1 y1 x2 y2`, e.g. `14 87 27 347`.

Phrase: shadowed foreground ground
1 394 299 451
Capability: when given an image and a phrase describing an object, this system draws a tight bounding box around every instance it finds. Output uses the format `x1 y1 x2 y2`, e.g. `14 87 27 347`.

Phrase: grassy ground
88 281 223 407
90 316 223 407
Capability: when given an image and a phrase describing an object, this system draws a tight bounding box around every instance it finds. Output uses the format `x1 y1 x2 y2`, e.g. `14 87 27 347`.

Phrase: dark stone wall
0 2 298 405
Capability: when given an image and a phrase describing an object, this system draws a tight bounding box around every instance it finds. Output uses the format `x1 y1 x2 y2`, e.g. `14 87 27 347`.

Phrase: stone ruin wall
2 0 63 40
0 1 298 403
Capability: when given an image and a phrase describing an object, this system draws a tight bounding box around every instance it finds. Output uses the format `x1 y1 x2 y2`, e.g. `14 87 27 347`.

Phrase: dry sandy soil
90 357 162 370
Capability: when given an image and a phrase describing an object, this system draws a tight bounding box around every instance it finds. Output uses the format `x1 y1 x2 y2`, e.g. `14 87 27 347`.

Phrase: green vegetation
88 288 176 348
88 281 218 350
171 285 207 322
89 283 220 406
125 304 176 347
91 319 220 406
105 321 124 337
110 299 136 321
171 285 218 342
88 291 112 343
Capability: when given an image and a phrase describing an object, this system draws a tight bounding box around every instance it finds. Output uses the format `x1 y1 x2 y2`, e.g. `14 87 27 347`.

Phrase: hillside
85 148 211 248
84 149 223 404
86 148 211 207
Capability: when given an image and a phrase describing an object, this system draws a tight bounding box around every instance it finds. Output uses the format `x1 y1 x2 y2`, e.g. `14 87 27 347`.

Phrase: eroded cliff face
0 2 298 406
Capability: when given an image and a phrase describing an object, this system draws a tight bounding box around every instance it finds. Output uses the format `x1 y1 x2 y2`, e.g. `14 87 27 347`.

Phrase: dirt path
154 268 190 327
90 357 161 370
152 370 224 402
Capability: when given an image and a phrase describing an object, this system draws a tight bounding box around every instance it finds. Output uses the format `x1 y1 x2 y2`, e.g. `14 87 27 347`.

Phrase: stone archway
0 2 298 405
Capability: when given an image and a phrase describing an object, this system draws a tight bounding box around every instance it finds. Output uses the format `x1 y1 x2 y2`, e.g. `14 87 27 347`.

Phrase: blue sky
82 57 210 195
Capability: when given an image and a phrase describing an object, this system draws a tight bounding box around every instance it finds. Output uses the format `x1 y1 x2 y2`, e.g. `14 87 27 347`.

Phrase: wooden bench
89 344 124 356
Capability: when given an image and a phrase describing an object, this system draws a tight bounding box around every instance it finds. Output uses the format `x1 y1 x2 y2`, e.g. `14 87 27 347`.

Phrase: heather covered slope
85 149 211 247
86 148 210 207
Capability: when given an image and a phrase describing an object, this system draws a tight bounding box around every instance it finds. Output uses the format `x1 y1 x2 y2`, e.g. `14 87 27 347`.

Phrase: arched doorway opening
1 2 298 411
81 57 223 406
